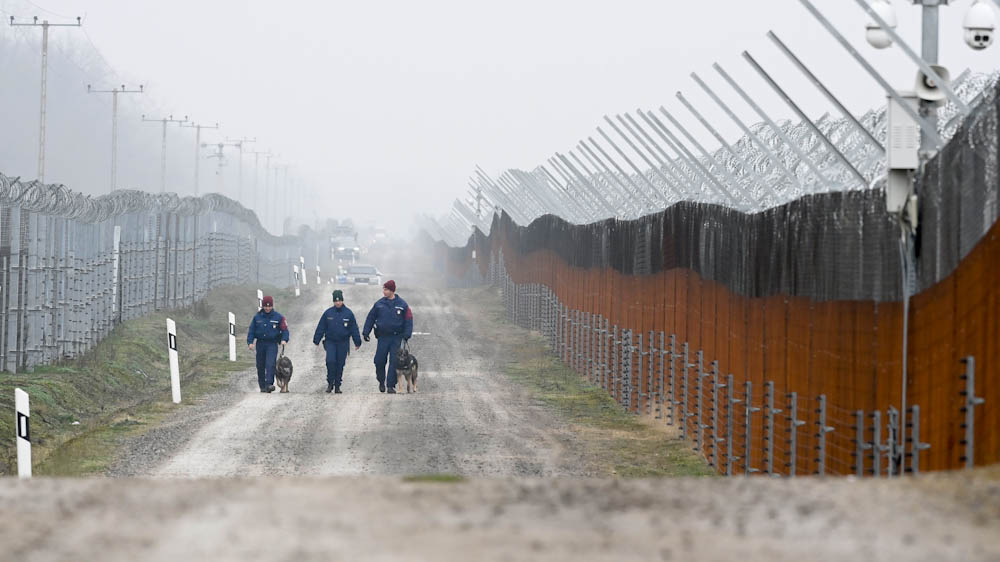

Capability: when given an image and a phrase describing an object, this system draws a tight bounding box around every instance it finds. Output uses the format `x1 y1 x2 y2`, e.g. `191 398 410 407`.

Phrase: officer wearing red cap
362 279 413 394
247 295 290 393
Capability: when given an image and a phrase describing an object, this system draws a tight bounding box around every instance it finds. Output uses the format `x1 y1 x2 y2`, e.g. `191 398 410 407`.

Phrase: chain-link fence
0 173 312 373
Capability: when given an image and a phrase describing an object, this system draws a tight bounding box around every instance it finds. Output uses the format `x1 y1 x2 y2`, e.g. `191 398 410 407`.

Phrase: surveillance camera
865 0 898 50
964 1 996 50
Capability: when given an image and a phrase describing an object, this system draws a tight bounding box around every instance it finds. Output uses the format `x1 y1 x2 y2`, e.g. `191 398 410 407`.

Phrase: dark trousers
374 335 402 389
324 339 350 386
255 340 279 389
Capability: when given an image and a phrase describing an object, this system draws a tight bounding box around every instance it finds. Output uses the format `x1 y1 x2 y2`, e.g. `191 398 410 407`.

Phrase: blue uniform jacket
313 305 362 347
363 295 413 340
247 309 290 345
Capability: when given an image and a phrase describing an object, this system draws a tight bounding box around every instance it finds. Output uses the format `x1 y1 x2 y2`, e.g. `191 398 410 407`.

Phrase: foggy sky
1 0 998 235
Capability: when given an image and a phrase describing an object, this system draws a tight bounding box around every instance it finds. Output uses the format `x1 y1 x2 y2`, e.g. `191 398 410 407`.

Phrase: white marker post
257 289 263 310
300 256 307 285
166 318 181 403
316 265 321 285
293 265 301 297
228 312 237 362
15 388 30 478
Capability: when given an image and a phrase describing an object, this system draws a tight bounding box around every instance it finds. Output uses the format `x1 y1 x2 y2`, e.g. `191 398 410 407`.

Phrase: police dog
396 344 419 393
276 352 293 393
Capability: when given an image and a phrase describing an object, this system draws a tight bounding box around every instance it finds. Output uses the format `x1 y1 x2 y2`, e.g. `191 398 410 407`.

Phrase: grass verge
468 286 716 478
0 285 302 476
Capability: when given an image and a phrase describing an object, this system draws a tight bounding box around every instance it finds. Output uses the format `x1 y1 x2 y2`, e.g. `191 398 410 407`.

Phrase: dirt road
7 283 998 561
113 284 590 478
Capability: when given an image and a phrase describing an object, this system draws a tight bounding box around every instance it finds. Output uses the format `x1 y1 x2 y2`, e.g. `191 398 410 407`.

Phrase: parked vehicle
345 264 381 285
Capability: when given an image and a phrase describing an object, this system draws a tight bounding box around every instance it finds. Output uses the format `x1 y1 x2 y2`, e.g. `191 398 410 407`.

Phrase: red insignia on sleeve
405 308 413 320
279 317 288 331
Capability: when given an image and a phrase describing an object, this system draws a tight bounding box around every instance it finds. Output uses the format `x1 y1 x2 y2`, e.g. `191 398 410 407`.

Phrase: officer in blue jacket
247 295 290 393
313 289 362 394
362 279 413 394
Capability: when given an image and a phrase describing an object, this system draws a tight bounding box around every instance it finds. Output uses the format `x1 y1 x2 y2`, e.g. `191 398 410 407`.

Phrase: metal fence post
695 350 706 453
656 332 666 420
680 342 690 440
609 324 621 402
815 395 834 476
885 405 899 477
623 330 634 412
710 360 722 469
667 334 676 425
906 405 930 474
764 381 781 476
854 410 868 477
745 381 760 474
786 392 806 476
960 355 984 469
726 373 739 475
871 410 882 477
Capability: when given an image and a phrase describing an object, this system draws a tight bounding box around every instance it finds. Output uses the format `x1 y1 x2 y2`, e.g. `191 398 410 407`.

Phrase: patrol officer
313 289 362 393
247 295 290 393
362 279 413 394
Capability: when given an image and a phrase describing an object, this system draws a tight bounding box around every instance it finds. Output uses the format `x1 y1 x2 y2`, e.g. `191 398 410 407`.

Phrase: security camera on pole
861 0 996 474
862 0 995 217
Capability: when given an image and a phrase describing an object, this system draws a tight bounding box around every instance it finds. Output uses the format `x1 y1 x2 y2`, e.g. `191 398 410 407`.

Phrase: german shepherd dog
396 343 419 393
276 350 293 393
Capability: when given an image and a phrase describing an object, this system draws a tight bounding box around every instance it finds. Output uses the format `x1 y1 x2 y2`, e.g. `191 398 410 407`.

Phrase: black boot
379 381 386 393
326 383 335 393
334 385 342 394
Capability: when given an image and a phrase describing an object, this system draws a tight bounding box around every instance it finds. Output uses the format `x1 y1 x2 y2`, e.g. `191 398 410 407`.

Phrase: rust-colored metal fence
432 81 999 475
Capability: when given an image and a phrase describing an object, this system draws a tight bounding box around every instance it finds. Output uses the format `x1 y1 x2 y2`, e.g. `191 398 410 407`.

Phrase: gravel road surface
2 471 998 561
112 284 590 478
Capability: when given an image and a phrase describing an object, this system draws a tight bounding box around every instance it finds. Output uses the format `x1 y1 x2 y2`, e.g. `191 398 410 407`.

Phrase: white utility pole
10 16 81 183
88 84 144 192
180 122 219 196
244 149 269 215
226 137 256 205
142 114 188 193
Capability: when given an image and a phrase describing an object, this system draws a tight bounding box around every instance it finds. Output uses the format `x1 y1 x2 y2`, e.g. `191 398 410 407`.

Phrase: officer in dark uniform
362 280 413 394
247 295 290 393
313 289 362 393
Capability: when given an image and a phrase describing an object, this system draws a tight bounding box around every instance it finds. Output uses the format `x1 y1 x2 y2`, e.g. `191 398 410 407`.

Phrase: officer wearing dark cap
313 289 362 393
247 295 289 393
362 279 413 394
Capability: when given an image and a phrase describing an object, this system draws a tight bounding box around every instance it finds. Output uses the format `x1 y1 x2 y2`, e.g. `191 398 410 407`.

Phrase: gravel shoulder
2 470 998 561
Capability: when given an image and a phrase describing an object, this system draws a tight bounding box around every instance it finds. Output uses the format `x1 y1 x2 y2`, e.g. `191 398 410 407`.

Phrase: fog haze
1 0 997 235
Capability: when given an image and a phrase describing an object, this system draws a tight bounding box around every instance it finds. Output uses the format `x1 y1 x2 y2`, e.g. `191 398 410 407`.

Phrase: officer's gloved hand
363 334 370 342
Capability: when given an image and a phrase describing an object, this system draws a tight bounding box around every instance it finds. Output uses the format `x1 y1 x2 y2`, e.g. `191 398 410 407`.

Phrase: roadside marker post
316 265 321 285
257 289 263 309
15 388 30 478
300 257 307 286
293 265 301 297
228 312 237 362
166 318 181 403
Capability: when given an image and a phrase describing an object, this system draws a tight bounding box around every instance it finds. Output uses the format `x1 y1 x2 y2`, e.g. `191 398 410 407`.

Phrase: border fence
0 173 310 373
432 77 1000 475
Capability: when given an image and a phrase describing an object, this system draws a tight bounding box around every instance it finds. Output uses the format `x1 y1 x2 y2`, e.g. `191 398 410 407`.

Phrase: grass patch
467 287 716 478
402 473 467 484
0 284 304 476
